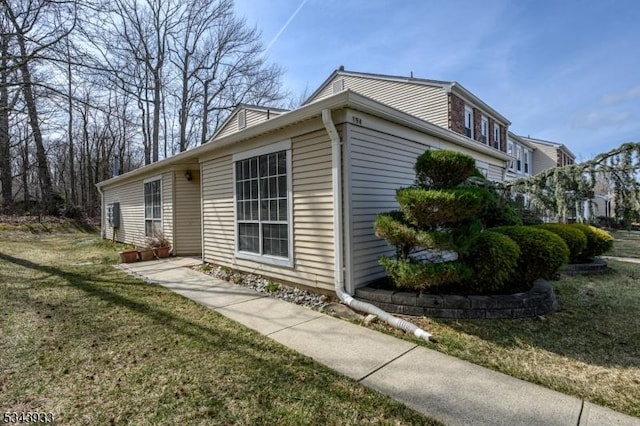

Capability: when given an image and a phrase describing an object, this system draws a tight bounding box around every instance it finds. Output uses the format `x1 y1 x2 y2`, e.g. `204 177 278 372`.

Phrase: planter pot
119 250 138 263
155 246 171 258
138 248 155 261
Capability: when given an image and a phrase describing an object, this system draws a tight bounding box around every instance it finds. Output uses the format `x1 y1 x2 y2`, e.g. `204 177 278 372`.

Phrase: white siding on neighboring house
173 169 202 255
102 171 174 247
200 124 336 292
309 75 449 128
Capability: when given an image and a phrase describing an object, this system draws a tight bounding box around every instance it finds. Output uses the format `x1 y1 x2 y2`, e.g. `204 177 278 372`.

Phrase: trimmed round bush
374 212 451 258
379 257 471 292
568 224 614 260
533 223 587 264
414 150 479 189
492 226 569 285
396 187 488 228
461 231 520 293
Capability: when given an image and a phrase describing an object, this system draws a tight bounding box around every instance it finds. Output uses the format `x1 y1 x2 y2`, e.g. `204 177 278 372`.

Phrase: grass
604 229 640 258
368 231 640 418
0 227 438 425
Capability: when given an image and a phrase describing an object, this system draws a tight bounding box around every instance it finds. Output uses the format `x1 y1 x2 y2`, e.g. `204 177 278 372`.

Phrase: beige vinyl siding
310 75 449 127
532 144 558 174
347 124 436 288
215 109 283 139
102 172 173 247
201 128 335 291
488 164 503 182
174 169 202 255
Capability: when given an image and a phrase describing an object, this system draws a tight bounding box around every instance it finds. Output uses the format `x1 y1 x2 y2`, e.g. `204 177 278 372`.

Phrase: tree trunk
0 33 12 211
67 41 77 205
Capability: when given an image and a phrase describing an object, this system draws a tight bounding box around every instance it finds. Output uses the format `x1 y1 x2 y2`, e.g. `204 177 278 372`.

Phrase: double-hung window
516 146 523 173
234 141 292 266
464 105 474 138
494 124 501 150
507 141 515 170
480 116 488 144
144 177 162 236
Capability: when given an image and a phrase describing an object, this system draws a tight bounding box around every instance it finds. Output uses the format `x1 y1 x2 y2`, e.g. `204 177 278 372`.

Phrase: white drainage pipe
322 109 432 342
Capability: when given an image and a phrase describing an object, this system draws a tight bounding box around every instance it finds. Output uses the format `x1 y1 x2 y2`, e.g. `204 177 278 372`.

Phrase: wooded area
0 0 285 217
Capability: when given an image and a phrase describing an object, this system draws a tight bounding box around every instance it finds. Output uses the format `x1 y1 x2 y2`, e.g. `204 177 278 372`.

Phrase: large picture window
235 147 290 262
144 178 162 236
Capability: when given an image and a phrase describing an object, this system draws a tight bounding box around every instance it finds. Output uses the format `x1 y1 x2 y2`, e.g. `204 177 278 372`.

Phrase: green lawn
0 229 438 425
368 231 640 418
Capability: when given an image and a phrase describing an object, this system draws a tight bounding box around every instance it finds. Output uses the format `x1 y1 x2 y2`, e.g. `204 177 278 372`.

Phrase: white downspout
322 109 433 342
96 185 105 239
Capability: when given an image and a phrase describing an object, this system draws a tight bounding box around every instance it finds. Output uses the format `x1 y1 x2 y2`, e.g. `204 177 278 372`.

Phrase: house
520 136 575 174
97 87 511 295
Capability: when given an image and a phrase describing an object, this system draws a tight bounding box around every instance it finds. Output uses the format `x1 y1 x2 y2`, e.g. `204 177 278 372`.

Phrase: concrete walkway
118 257 640 426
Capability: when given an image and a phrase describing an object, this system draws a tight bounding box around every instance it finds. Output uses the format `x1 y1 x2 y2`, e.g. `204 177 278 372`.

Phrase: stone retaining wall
355 279 557 319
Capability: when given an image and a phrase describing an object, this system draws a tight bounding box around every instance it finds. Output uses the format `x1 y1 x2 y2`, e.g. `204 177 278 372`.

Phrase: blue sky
234 0 640 161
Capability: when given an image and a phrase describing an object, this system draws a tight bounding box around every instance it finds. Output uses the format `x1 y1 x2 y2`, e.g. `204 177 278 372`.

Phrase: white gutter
322 109 433 342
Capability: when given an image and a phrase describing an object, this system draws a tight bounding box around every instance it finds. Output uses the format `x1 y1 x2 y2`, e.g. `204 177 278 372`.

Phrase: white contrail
264 0 309 54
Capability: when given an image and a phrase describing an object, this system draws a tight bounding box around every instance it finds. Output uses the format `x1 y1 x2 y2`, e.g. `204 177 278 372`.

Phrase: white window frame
524 149 531 175
232 140 293 267
143 175 162 236
494 124 501 150
464 105 474 139
480 115 488 144
516 145 523 173
507 141 515 170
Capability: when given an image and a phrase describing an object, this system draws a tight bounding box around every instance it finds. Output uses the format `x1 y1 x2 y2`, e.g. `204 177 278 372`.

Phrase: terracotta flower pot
155 246 171 258
138 248 155 261
119 249 138 263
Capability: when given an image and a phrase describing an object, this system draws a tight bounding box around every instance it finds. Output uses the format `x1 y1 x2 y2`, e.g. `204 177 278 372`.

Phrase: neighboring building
521 136 576 174
505 132 535 179
97 90 510 295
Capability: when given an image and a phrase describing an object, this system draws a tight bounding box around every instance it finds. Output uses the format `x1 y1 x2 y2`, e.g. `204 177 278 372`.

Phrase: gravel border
193 263 332 310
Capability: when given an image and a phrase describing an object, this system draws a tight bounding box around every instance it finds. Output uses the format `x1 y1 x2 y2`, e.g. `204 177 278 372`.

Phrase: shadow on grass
0 251 310 371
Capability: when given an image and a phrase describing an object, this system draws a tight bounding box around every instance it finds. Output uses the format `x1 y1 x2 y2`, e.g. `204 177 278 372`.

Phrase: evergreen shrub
492 226 569 284
568 224 614 260
462 231 520 293
533 223 587 263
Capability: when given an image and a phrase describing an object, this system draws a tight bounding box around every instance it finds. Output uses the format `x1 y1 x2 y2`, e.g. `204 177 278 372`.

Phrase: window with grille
144 178 162 236
235 147 290 262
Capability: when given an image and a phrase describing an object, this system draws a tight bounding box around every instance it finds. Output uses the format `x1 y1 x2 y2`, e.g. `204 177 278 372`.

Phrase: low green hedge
461 231 520 293
379 257 471 292
533 223 587 264
568 224 614 261
492 226 569 285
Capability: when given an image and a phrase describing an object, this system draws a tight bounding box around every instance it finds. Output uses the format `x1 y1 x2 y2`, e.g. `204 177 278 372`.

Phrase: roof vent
238 110 246 129
338 65 345 71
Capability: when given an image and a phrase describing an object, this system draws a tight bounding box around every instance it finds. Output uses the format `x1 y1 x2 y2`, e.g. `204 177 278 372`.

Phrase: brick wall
488 118 495 148
500 126 507 152
449 93 465 135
